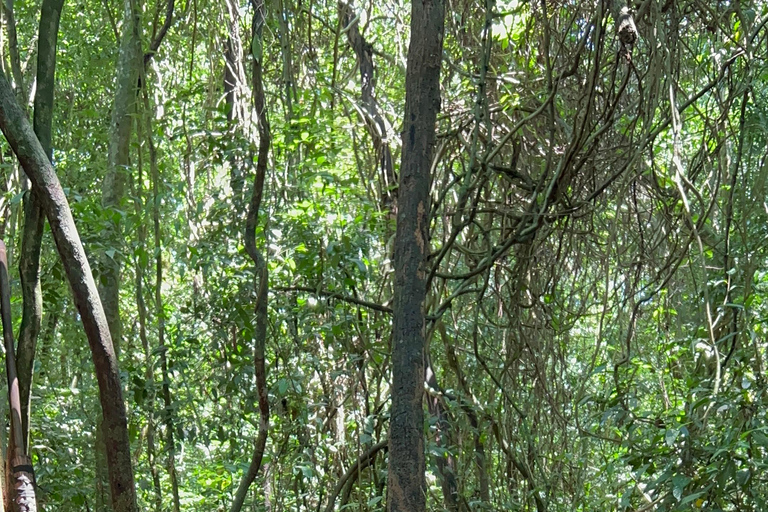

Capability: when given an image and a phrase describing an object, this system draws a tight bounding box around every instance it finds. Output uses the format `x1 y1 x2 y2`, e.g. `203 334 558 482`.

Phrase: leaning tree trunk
387 0 445 510
17 0 65 454
229 2 271 511
0 72 139 512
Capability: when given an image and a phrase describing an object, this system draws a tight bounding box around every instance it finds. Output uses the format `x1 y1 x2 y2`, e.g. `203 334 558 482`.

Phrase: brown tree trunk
0 241 37 511
387 0 445 510
0 71 139 512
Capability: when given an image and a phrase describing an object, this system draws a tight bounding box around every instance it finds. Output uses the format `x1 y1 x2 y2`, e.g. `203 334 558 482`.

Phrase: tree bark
387 0 445 510
0 71 139 512
17 0 65 453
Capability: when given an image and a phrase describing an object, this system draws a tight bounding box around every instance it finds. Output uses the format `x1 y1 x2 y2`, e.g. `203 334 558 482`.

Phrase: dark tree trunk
0 71 139 512
387 0 445 510
229 2 271 511
18 0 65 454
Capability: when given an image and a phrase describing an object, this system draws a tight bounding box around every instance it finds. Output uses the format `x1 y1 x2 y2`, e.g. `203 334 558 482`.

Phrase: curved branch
323 440 388 512
144 0 175 65
229 1 271 510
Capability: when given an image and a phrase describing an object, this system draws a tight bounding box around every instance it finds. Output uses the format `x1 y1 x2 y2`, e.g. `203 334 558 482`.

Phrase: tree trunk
387 0 445 510
95 3 140 506
133 120 162 511
99 0 141 355
17 0 65 454
425 359 458 511
142 85 182 512
0 241 37 512
0 71 139 512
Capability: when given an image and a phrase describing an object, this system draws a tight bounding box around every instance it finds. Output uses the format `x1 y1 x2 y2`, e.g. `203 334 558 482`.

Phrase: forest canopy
0 0 766 510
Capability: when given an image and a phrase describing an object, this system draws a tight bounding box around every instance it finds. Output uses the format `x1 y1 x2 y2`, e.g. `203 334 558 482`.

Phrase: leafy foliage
0 0 767 510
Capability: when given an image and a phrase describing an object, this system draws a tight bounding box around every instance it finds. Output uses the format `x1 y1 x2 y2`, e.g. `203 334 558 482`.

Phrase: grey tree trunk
95 3 141 507
0 71 139 512
100 0 141 354
387 0 445 510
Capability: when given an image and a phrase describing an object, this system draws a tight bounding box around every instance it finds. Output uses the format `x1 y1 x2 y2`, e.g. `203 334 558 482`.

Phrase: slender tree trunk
142 85 181 512
135 249 162 512
17 0 64 454
229 2 271 510
133 129 162 511
100 0 141 355
95 3 140 506
442 332 490 502
0 71 140 512
0 241 37 512
425 360 458 511
3 0 25 102
387 0 445 510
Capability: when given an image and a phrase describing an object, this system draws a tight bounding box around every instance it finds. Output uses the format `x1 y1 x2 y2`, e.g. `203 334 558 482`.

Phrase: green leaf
680 491 705 505
665 428 679 447
752 430 768 448
672 474 690 500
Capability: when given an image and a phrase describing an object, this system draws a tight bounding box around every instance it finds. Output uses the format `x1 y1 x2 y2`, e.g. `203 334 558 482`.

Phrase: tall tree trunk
229 2 271 510
100 0 141 355
95 3 140 506
133 125 162 511
387 0 445 510
17 0 65 454
0 71 140 512
0 241 37 512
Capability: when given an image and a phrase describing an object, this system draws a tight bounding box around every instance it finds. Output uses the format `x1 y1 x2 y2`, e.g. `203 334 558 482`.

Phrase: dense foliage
0 0 767 510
